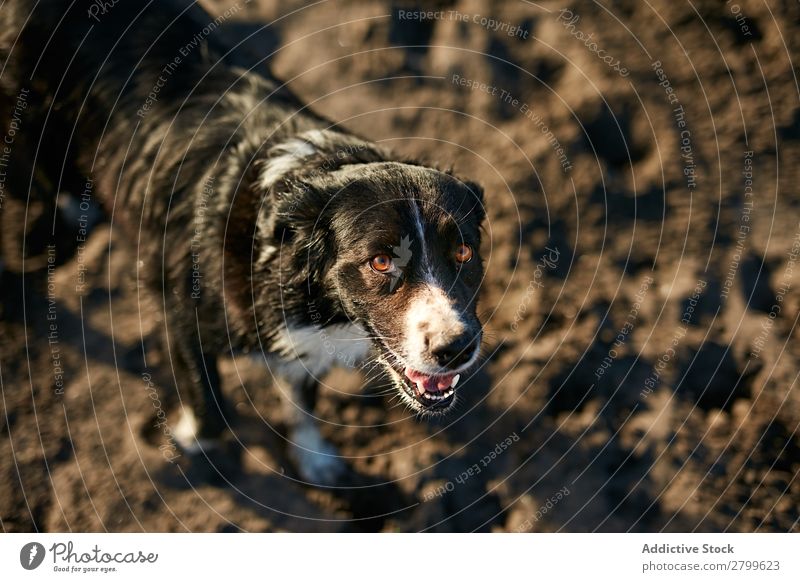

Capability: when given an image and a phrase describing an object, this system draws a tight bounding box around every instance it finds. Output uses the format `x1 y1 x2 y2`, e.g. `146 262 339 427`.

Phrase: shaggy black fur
0 0 485 483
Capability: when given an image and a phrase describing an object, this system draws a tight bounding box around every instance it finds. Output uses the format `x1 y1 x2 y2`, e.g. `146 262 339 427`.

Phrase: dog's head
260 130 485 415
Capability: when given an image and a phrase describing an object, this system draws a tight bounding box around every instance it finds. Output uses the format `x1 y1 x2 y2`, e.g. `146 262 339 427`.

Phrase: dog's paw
167 409 241 486
173 408 227 453
288 424 347 486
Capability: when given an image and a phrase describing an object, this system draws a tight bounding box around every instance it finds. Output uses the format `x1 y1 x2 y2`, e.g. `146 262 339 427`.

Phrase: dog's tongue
405 368 456 393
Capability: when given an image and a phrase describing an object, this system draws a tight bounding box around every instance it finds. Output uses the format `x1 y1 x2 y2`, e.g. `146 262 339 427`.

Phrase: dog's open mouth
405 368 459 402
387 364 461 412
371 334 478 414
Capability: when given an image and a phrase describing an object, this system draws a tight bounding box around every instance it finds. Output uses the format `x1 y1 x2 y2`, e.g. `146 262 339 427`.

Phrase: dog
0 0 485 485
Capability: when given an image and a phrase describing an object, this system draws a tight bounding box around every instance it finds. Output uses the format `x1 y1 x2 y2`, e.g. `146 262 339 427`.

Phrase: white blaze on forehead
404 200 470 366
404 284 465 365
409 199 436 283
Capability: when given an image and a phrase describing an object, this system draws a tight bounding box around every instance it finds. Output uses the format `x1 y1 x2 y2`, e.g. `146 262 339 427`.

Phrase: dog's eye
370 254 394 273
455 243 473 263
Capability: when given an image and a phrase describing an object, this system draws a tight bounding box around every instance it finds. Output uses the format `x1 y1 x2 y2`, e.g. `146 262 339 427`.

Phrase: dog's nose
430 335 475 368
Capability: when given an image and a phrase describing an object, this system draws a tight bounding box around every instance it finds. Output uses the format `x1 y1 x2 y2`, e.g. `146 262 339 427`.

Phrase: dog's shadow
237 411 415 532
154 410 413 532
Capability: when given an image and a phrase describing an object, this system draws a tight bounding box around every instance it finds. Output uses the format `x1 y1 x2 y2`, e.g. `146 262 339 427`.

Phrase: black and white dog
0 0 485 484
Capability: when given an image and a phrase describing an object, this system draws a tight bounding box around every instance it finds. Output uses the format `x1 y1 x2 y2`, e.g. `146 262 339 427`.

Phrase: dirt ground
2 0 799 532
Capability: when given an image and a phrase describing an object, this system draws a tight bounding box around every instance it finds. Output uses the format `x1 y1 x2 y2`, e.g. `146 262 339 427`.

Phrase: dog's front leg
172 336 232 454
275 365 347 486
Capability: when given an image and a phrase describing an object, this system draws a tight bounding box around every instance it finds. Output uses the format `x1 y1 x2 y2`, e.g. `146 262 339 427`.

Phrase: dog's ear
255 129 387 271
257 178 336 284
262 179 310 240
461 180 485 224
464 180 484 203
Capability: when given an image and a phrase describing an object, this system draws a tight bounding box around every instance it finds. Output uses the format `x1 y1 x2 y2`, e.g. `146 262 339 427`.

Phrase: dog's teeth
451 374 460 388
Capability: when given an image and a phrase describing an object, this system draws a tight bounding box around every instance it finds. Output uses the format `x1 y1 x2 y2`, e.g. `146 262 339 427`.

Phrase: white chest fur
265 323 371 382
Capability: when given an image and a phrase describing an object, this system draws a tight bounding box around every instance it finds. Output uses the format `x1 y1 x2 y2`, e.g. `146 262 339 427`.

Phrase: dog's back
0 0 311 282
2 0 268 193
